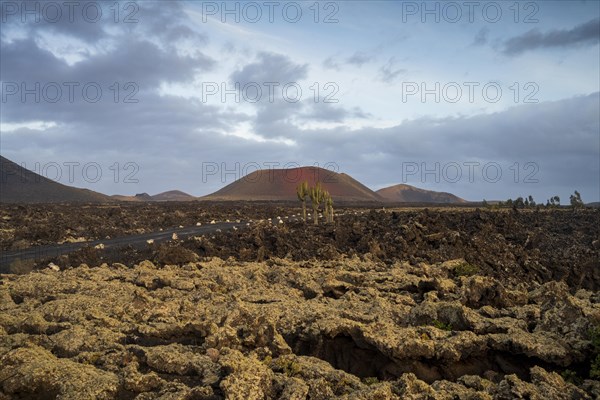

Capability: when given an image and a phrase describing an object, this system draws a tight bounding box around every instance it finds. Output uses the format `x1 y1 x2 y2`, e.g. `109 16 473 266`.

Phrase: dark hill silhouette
112 190 196 202
376 184 467 204
152 190 196 201
0 156 112 203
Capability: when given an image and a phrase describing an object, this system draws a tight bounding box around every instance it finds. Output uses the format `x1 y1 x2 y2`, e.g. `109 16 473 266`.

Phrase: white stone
47 262 60 272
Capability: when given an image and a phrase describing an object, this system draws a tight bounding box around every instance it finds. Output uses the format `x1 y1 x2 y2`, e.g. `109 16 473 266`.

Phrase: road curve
0 222 240 273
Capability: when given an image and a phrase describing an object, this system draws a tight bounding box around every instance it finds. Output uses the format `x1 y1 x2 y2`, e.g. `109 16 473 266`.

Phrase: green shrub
590 357 600 379
276 358 302 377
561 369 583 385
432 320 453 331
362 377 379 385
453 262 480 277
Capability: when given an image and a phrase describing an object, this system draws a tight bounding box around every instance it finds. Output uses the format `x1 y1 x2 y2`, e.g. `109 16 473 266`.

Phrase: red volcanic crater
203 167 384 202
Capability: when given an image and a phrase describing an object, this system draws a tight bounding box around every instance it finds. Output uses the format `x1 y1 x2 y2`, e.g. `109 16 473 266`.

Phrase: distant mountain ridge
1 156 466 204
152 190 196 201
111 191 196 202
376 184 467 204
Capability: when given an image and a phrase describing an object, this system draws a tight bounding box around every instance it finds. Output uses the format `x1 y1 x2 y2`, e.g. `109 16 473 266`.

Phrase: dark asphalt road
0 222 240 273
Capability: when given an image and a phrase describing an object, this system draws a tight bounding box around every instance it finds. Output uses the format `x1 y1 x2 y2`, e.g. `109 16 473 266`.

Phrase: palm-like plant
326 195 334 223
296 181 309 222
553 195 560 206
570 190 584 209
309 182 325 225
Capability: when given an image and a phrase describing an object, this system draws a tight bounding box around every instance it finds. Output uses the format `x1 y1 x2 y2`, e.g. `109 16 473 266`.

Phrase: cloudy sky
1 0 599 202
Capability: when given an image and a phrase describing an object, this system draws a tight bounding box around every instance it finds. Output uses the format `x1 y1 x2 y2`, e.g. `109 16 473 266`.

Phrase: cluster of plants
296 181 334 225
432 320 453 331
495 195 539 209
484 190 585 210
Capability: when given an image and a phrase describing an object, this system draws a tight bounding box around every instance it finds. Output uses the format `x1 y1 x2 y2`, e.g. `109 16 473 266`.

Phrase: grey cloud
503 18 600 55
378 58 406 83
262 93 600 202
0 38 65 84
0 0 109 43
229 53 369 138
229 52 310 138
162 24 207 43
230 52 308 87
472 27 489 46
350 107 372 119
0 0 214 95
299 103 351 123
250 100 371 141
322 56 341 71
0 35 214 100
346 51 372 67
293 105 376 124
324 49 380 71
2 93 237 152
0 0 208 50
138 1 209 44
253 100 304 126
73 38 214 85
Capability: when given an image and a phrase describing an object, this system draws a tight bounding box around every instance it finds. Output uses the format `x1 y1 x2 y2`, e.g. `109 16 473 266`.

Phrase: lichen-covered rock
0 257 598 398
219 349 276 399
0 345 119 399
123 362 163 392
